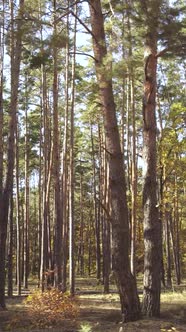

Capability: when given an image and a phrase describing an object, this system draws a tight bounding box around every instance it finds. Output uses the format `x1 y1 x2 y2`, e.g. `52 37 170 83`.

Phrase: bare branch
96 198 112 222
55 10 95 40
155 48 168 58
69 51 97 62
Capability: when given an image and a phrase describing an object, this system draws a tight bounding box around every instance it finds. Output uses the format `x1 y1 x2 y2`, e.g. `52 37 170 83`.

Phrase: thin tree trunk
40 66 51 291
15 122 21 295
8 192 13 297
0 0 24 308
53 0 62 289
38 99 42 284
79 172 84 276
130 77 137 277
173 173 181 285
90 123 101 280
61 7 70 293
159 165 166 287
89 0 140 321
88 213 93 276
0 3 4 196
103 155 110 294
165 206 172 287
69 6 77 296
23 100 29 289
125 3 138 277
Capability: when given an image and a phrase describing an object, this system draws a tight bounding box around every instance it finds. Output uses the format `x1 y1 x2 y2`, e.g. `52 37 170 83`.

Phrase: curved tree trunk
89 0 140 322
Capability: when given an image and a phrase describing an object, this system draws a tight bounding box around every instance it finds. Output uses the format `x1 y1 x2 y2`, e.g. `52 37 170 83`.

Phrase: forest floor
0 277 186 332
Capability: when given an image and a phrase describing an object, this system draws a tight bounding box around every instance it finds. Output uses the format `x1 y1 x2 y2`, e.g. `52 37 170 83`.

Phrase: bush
24 288 79 328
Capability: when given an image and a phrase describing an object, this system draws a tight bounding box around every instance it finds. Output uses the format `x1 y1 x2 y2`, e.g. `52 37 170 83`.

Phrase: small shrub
79 323 93 332
24 288 79 328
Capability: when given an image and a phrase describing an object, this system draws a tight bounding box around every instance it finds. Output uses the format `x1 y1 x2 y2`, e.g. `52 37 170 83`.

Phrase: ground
0 277 186 332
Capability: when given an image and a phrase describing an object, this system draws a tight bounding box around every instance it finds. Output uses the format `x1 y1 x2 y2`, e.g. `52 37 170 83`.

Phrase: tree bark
61 19 70 292
142 26 162 317
69 6 77 296
40 66 51 291
90 123 101 281
53 0 62 289
89 0 140 321
23 96 29 289
15 121 21 295
8 192 13 297
165 206 172 287
102 154 110 294
0 0 24 308
0 4 4 196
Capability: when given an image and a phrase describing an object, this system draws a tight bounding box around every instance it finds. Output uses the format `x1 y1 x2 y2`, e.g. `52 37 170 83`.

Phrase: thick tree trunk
142 33 161 317
89 0 140 321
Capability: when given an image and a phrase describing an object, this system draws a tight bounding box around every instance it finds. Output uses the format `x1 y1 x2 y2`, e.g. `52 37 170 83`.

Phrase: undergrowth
8 288 79 330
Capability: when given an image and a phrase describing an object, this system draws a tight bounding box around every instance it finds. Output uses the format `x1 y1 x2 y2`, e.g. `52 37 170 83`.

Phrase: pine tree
89 0 141 321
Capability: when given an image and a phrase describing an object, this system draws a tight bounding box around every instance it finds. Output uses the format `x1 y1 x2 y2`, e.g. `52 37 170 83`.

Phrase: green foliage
50 32 68 48
24 288 79 328
79 323 93 332
29 50 52 68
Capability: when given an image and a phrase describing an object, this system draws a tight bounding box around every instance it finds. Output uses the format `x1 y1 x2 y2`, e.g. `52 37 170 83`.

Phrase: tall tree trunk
38 98 42 284
23 99 29 289
69 6 77 296
169 193 181 286
8 192 13 297
90 123 101 280
173 172 181 285
165 205 172 287
79 171 84 276
40 66 51 291
125 3 138 277
142 2 162 317
0 0 24 308
15 122 21 295
130 77 137 278
159 164 166 287
0 2 4 196
102 154 110 294
89 0 140 321
61 21 69 292
53 0 62 289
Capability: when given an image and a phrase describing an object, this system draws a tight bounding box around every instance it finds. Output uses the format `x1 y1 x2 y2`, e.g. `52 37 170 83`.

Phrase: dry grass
0 278 186 332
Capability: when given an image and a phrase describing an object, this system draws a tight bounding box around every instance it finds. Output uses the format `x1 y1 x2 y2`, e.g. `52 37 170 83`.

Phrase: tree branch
69 51 97 62
96 197 112 222
55 9 95 40
155 48 169 58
